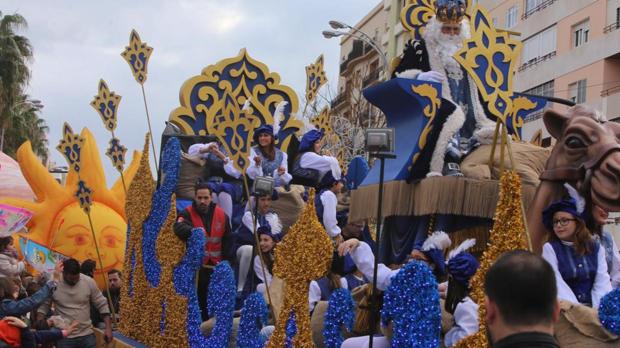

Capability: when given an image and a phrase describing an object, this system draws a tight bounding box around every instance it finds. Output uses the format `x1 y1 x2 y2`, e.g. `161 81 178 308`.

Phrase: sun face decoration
0 128 141 288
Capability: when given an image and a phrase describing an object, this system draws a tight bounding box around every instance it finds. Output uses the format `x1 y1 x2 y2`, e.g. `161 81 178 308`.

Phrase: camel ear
543 109 569 140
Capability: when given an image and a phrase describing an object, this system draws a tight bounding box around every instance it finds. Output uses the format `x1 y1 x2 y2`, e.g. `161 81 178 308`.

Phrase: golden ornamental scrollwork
56 123 86 173
305 54 327 103
90 79 121 132
120 30 153 85
169 48 302 152
212 91 259 173
411 83 440 117
400 0 436 40
454 5 522 122
508 96 538 141
311 107 332 135
410 83 441 168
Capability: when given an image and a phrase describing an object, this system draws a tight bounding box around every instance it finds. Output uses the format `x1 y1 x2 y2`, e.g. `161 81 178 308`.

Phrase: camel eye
566 136 586 149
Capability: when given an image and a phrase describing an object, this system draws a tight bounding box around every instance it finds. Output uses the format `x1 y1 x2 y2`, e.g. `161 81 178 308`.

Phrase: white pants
236 245 253 292
341 335 390 348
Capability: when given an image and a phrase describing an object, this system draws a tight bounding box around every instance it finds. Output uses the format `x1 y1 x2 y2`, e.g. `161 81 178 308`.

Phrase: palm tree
0 11 33 152
3 96 48 162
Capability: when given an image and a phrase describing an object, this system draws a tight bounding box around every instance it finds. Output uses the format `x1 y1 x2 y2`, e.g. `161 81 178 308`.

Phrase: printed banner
19 237 68 273
0 203 33 237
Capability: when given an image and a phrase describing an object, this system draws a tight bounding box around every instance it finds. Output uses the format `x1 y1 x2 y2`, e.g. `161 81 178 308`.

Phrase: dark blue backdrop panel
381 214 492 265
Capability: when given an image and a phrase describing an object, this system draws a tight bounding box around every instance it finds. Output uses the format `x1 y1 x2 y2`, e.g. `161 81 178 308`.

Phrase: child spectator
0 237 24 279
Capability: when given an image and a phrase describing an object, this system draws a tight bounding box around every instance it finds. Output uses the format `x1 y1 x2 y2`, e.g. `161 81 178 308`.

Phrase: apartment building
332 2 386 126
479 0 620 143
338 0 620 143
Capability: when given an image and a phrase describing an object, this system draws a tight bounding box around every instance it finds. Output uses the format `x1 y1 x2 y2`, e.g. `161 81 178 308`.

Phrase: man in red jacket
174 181 232 321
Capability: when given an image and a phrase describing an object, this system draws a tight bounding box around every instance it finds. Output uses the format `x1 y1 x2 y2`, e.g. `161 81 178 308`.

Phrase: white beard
423 18 469 80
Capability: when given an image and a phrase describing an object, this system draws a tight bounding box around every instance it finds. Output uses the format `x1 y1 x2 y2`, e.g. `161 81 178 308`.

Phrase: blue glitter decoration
160 300 167 335
237 292 269 348
599 288 620 335
284 311 297 348
381 261 441 347
173 228 207 348
142 137 181 287
204 261 236 348
323 288 355 348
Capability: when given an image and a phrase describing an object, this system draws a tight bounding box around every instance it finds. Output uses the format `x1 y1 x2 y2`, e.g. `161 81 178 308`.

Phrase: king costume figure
393 0 497 178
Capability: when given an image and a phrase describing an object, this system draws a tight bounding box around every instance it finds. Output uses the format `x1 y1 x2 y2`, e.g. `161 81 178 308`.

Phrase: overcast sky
3 0 379 184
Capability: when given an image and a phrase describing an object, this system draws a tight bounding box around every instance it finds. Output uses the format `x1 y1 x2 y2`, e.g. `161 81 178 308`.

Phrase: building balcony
604 22 620 34
602 85 620 120
331 93 347 109
339 40 374 75
518 51 556 72
522 0 557 21
362 69 381 87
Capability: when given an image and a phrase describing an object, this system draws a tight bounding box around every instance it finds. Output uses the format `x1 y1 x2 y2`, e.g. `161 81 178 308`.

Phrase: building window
523 80 554 122
572 20 589 47
522 25 556 63
506 6 518 28
524 80 555 97
617 7 620 24
526 0 543 13
569 79 587 104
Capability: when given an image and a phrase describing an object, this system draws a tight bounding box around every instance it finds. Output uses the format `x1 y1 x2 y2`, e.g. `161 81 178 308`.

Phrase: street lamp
324 20 389 78
323 21 389 130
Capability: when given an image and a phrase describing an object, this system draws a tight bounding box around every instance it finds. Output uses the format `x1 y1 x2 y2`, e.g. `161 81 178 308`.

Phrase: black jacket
492 332 560 348
173 202 234 263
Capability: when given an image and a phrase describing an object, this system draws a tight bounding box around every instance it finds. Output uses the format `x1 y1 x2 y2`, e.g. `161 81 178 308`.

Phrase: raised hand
337 238 360 257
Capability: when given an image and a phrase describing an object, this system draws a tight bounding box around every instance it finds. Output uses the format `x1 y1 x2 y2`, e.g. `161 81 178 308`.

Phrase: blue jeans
56 333 96 348
32 328 64 343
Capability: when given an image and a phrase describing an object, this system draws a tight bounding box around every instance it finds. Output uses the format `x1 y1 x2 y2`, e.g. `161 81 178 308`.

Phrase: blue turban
447 252 479 288
257 224 281 242
413 241 447 277
542 198 583 231
298 129 323 153
253 125 275 144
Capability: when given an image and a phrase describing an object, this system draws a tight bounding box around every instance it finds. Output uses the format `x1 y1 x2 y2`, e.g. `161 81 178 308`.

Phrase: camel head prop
527 104 620 254
540 104 620 211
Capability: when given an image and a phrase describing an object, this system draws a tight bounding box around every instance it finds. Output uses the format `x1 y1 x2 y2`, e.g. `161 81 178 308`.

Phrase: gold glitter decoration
267 189 333 347
454 170 529 348
118 134 157 339
118 135 190 347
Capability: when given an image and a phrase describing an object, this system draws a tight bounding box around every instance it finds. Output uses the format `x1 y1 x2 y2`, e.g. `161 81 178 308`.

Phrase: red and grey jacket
174 202 231 265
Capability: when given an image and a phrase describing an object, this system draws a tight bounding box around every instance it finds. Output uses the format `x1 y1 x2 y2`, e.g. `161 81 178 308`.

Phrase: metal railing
522 0 557 20
339 40 374 75
331 93 347 108
604 22 620 34
601 85 620 97
518 51 556 72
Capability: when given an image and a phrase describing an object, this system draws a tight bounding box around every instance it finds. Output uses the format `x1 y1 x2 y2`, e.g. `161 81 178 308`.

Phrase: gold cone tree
455 170 529 347
267 189 333 347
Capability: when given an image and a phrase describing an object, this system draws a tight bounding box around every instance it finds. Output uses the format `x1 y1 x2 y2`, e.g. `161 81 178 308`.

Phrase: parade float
1 1 619 347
